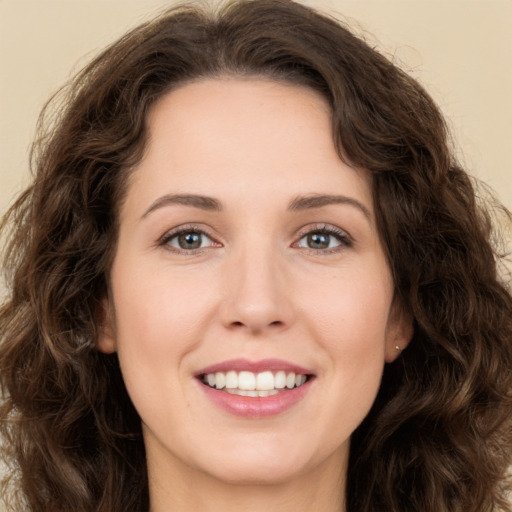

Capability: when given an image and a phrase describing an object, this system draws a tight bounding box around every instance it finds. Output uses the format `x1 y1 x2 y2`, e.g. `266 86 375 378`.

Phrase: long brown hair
1 1 511 511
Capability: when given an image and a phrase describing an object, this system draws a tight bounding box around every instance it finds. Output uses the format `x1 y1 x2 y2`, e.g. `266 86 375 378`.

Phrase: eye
161 228 218 252
295 226 352 252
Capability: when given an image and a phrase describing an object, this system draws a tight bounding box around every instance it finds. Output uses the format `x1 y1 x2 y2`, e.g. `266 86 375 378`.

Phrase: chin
188 436 328 487
201 458 307 486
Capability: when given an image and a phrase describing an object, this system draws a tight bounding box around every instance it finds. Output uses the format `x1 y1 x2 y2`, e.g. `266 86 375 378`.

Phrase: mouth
196 361 315 418
199 370 312 397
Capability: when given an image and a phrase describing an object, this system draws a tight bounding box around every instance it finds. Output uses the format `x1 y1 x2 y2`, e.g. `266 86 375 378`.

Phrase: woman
1 1 511 511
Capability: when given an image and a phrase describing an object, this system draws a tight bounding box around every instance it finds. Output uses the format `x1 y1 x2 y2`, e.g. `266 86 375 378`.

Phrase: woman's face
99 78 411 488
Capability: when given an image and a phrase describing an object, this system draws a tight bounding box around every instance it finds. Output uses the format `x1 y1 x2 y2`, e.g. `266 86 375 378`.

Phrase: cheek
306 267 393 344
109 261 216 396
112 257 214 338
302 265 393 391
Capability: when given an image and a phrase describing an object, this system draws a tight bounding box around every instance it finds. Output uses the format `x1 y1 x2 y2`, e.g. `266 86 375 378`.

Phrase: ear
95 297 117 354
384 298 413 363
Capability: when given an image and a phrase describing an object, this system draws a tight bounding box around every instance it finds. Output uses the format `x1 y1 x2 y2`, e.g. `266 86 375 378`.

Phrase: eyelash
158 223 353 255
294 224 353 254
158 224 219 254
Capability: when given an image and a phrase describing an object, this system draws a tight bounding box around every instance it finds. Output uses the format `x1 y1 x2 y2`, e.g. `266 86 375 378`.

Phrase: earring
395 345 401 352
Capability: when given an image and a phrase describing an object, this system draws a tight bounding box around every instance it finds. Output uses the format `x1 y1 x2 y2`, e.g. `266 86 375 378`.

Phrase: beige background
1 0 511 219
0 0 511 507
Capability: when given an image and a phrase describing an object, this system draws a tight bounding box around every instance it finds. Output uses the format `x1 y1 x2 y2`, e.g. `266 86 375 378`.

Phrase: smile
201 370 309 397
196 359 314 418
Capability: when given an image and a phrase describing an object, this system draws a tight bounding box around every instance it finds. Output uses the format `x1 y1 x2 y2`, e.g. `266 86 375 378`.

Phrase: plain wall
1 0 511 216
0 0 511 508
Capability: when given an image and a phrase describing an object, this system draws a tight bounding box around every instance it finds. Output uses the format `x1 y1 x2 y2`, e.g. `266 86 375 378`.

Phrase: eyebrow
288 194 371 221
141 194 222 219
141 192 371 221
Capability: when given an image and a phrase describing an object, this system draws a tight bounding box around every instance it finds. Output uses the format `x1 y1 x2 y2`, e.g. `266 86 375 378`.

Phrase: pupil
308 232 329 249
178 232 201 249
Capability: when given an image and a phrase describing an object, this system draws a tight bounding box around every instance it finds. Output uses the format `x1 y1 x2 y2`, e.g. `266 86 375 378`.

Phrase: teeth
295 374 306 387
225 371 238 389
275 371 286 389
215 372 225 389
238 371 256 390
202 370 309 393
256 371 274 390
226 388 280 397
258 390 276 397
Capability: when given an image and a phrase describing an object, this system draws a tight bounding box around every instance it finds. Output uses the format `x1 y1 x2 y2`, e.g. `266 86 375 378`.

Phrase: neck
147 448 347 512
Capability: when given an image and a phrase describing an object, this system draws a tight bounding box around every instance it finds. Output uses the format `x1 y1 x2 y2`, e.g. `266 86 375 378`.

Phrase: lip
195 358 315 419
196 358 313 376
198 378 313 418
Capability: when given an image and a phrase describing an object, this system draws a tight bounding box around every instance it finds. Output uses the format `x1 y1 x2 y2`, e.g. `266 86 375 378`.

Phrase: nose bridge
221 235 291 333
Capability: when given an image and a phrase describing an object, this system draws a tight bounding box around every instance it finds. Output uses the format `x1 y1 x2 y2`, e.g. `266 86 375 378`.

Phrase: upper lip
196 358 314 376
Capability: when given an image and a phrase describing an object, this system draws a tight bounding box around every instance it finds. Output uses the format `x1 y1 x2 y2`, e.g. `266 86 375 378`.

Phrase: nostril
230 320 283 329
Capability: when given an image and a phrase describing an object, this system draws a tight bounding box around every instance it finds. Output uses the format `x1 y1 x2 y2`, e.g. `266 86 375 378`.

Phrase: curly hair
1 1 511 511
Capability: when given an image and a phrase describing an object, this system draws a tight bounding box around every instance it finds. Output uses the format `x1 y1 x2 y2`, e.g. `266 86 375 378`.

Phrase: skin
98 78 412 512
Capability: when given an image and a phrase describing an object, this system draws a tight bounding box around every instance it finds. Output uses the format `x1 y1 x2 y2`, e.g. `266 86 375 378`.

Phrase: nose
219 244 294 335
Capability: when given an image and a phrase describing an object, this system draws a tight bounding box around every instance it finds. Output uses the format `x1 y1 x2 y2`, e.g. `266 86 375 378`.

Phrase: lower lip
199 380 313 418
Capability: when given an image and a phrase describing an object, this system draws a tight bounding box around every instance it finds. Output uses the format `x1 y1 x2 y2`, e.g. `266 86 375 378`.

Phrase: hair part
1 1 511 511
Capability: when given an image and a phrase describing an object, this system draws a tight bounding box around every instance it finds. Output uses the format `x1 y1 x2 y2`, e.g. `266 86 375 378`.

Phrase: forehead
123 78 372 217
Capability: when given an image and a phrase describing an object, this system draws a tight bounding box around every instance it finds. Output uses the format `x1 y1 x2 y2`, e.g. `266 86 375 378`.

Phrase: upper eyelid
295 223 353 240
158 224 221 246
293 225 355 254
157 222 353 247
